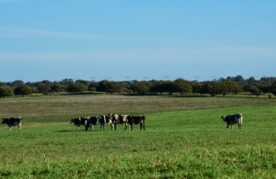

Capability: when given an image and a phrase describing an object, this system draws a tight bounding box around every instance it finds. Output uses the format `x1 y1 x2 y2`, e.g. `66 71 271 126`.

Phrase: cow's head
2 118 8 124
221 116 226 122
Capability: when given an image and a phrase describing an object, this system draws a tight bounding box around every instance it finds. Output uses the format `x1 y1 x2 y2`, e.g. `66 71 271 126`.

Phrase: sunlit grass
0 106 275 178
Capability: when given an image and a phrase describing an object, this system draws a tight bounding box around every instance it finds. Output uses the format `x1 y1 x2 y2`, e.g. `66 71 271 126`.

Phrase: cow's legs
9 126 11 132
226 124 229 129
140 123 143 131
124 123 128 130
238 123 242 130
77 126 80 131
130 124 133 131
91 125 94 131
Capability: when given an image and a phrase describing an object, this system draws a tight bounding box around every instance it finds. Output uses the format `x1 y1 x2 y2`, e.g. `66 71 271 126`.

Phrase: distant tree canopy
36 82 51 95
14 85 32 97
96 80 121 94
270 82 276 96
130 81 151 94
51 83 66 93
174 79 192 95
200 81 220 96
67 83 87 93
244 85 262 97
0 86 14 98
1 75 276 97
219 81 242 96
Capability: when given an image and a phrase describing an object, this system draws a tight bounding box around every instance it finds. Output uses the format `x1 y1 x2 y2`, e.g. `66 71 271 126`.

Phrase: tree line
0 75 276 98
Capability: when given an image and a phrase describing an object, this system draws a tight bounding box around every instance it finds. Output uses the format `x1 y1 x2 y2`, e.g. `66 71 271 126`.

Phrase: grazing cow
2 117 22 131
221 113 243 129
111 114 129 130
126 115 146 131
70 117 87 131
98 115 114 130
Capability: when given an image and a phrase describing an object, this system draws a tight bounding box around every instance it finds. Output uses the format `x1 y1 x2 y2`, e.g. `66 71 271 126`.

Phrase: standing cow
126 115 146 131
70 117 87 131
98 114 114 130
111 114 129 130
2 117 22 131
71 117 102 131
221 113 243 129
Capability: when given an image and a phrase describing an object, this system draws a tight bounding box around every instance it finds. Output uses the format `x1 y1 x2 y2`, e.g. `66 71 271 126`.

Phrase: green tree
36 82 51 95
270 82 276 96
108 82 122 94
0 86 14 98
219 81 242 96
200 82 220 97
96 80 121 94
130 81 151 94
14 85 32 97
51 83 66 93
245 85 262 97
88 82 98 92
97 80 110 93
174 79 192 95
11 80 24 87
192 82 202 94
67 83 87 93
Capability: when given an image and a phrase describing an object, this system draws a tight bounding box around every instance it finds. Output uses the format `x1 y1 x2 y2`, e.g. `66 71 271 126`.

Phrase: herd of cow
70 114 146 131
1 113 243 131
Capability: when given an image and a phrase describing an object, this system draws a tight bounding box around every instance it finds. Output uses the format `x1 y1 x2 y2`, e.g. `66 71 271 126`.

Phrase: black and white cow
221 113 243 129
126 115 145 131
2 117 22 131
98 115 114 130
70 117 87 131
84 116 102 131
111 114 129 130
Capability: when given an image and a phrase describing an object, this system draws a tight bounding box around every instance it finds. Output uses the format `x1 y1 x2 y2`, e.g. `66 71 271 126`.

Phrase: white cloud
0 27 124 40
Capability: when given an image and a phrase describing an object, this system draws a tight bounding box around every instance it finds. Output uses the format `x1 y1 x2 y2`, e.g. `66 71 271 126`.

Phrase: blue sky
0 0 276 82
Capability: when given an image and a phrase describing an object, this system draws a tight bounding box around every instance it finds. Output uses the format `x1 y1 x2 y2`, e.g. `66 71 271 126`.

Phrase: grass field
0 95 275 178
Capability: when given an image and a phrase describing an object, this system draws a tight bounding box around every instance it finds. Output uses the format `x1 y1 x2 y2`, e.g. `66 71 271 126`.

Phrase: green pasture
0 101 275 178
